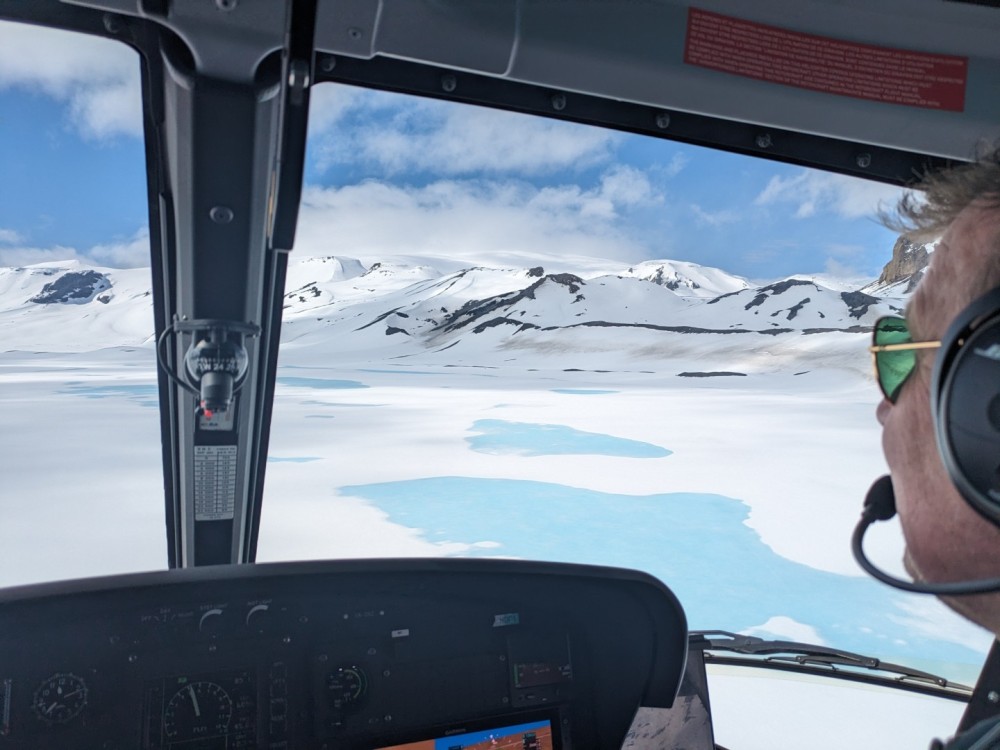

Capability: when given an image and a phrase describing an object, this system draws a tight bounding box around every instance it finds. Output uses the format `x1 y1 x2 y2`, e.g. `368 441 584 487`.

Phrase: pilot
873 146 1000 749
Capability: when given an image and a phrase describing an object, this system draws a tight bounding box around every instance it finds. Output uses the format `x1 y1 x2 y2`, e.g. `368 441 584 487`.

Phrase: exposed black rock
284 282 323 306
471 318 541 334
385 326 409 336
527 266 544 277
744 280 816 310
436 274 584 333
551 321 794 335
30 271 110 304
763 279 813 294
707 290 743 305
549 273 583 293
678 371 747 377
635 266 703 291
802 325 871 334
840 290 881 319
783 298 810 320
355 306 405 331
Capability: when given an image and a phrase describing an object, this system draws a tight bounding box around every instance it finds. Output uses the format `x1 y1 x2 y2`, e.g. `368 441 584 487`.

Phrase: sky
0 20 909 282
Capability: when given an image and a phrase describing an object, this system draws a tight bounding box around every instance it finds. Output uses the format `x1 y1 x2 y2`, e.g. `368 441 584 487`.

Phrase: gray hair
881 145 1000 243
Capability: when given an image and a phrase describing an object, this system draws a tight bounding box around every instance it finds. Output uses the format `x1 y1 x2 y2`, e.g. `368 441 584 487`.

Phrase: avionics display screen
376 718 554 749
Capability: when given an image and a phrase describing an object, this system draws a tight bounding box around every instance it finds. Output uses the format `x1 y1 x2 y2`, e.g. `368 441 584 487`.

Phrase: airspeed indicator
164 681 233 741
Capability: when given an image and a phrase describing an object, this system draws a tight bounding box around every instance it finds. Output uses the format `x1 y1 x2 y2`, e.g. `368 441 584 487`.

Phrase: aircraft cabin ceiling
59 0 1000 171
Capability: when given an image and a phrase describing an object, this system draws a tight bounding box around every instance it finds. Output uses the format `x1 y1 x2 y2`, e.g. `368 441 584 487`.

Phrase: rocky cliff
877 236 929 292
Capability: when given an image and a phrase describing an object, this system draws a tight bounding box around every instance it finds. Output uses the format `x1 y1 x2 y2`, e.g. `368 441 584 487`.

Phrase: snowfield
0 253 991 696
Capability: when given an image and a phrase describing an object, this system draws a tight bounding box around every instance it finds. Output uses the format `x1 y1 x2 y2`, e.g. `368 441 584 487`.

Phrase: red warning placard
684 8 967 112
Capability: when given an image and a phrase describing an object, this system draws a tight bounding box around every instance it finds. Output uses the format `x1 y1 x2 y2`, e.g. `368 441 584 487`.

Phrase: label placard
685 8 967 111
194 445 238 520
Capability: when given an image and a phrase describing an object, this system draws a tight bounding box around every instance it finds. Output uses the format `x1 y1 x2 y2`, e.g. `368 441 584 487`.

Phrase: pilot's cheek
875 386 935 555
877 397 907 482
876 398 891 428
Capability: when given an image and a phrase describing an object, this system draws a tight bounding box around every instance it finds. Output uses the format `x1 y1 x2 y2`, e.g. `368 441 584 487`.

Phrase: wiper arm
692 630 972 693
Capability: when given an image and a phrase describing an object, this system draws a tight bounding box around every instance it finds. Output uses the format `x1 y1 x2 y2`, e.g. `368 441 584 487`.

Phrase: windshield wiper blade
692 630 972 693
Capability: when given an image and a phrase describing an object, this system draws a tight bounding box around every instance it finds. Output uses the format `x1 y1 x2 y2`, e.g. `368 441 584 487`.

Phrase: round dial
163 681 233 741
326 666 368 711
32 672 88 724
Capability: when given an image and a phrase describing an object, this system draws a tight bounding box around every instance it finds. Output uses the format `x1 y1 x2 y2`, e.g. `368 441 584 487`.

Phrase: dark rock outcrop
30 271 110 304
744 279 814 311
840 290 880 319
436 274 584 333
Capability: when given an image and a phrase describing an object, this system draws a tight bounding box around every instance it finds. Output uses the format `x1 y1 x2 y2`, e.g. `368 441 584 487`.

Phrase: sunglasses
868 315 942 403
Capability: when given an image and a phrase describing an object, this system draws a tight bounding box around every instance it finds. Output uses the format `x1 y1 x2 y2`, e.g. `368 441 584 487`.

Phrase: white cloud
307 84 369 134
754 170 905 221
310 90 618 176
88 228 150 267
295 172 654 263
663 152 689 178
821 244 863 277
599 165 656 206
823 257 863 279
0 245 80 267
825 242 865 259
690 203 740 227
0 229 24 245
0 21 141 139
0 228 149 268
69 73 143 140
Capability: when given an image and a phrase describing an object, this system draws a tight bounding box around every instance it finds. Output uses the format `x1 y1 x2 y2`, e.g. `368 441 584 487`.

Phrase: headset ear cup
933 287 1000 526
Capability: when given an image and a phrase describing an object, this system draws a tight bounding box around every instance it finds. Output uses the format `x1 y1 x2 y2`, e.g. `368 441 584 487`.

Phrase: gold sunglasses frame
868 340 943 354
867 320 942 401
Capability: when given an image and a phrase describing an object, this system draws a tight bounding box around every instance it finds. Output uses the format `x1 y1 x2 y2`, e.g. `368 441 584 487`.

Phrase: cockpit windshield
0 14 992 743
0 20 163 578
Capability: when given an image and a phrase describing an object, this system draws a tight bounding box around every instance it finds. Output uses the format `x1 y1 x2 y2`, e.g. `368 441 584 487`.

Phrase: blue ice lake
339 476 984 668
550 388 618 395
359 368 441 376
277 377 368 390
300 400 380 408
61 383 159 407
467 419 670 458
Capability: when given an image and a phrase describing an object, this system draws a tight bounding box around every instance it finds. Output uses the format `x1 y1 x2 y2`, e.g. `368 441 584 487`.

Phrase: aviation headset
933 285 1000 526
853 286 1000 594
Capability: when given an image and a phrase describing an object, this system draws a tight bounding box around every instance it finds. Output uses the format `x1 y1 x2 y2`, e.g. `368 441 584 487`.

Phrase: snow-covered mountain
618 259 750 298
0 255 904 374
0 261 155 351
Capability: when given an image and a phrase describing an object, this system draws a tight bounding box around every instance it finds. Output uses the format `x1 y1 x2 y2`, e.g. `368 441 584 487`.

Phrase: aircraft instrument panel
0 559 687 749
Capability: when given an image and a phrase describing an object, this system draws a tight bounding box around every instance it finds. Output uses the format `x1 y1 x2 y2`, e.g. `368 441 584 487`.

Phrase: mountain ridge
0 255 905 375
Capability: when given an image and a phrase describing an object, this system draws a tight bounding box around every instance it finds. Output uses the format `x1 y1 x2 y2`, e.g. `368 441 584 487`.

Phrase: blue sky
0 20 908 281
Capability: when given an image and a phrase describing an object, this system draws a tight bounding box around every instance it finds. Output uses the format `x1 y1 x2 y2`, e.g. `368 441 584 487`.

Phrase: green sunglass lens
874 317 915 401
877 349 916 401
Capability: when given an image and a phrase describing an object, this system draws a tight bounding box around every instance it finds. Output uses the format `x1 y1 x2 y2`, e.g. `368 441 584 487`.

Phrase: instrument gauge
163 681 233 741
32 672 88 724
326 665 368 711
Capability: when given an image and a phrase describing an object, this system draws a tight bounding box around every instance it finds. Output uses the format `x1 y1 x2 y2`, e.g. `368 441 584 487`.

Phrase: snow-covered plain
0 252 993 748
